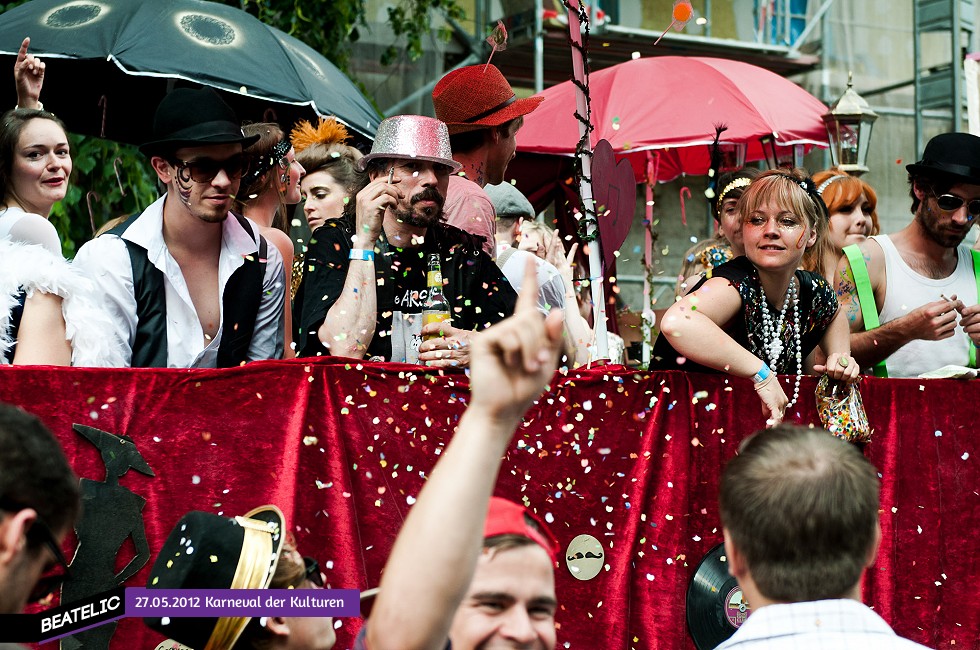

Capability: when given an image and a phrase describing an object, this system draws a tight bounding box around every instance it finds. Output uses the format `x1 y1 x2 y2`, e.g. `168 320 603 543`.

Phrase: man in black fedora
74 88 286 368
835 132 980 377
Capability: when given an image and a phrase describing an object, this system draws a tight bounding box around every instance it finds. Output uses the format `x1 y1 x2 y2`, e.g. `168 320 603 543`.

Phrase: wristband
752 363 771 384
349 248 375 262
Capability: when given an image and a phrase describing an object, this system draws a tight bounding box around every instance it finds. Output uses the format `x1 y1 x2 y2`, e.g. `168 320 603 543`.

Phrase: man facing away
835 132 980 377
0 403 80 614
73 88 285 368
431 64 543 258
717 425 929 649
295 115 517 368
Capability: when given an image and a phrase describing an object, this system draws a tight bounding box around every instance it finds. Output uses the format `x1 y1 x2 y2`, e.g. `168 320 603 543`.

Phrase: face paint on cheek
174 175 193 208
795 228 808 249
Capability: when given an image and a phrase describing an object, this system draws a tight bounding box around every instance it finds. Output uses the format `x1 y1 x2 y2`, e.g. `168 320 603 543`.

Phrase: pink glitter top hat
357 115 462 173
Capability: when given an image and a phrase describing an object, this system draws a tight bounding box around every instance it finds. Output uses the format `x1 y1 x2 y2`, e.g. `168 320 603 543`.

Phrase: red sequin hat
433 64 544 135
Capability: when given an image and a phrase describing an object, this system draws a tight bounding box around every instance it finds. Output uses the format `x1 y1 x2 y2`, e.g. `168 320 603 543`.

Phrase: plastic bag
815 375 872 444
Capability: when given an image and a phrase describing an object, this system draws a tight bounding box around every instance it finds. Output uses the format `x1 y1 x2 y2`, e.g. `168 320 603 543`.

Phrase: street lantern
822 73 878 176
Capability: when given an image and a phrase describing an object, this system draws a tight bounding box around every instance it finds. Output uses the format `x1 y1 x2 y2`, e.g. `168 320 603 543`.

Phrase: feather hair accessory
703 123 728 201
290 117 352 154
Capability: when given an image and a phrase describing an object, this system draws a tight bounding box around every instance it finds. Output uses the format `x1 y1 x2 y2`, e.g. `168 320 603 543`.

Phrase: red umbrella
516 56 828 182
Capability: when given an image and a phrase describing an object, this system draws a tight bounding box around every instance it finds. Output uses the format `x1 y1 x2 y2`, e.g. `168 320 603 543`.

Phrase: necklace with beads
757 277 803 410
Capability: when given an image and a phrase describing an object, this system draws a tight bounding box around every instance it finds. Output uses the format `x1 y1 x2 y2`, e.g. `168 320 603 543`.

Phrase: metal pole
566 0 609 360
913 0 923 154
953 0 963 132
535 0 544 93
788 0 836 56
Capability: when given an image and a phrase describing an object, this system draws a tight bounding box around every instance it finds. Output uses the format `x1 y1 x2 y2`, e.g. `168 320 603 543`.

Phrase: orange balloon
673 1 693 22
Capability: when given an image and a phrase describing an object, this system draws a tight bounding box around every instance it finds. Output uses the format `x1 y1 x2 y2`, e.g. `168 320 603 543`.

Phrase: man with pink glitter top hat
294 115 517 367
432 64 544 259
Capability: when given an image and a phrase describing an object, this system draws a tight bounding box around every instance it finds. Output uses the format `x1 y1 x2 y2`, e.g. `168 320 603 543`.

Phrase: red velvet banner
0 361 976 649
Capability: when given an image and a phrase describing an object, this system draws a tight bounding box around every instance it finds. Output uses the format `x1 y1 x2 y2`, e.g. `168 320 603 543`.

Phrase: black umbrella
0 0 380 145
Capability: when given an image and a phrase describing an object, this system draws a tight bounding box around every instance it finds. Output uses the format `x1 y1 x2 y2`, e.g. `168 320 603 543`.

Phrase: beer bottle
422 253 451 339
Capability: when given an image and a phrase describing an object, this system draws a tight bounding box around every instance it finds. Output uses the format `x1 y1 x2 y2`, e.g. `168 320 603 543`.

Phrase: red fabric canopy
516 56 829 182
0 361 975 649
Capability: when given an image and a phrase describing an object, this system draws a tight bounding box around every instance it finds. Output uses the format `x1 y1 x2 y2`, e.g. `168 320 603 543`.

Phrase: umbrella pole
565 0 608 361
642 151 658 367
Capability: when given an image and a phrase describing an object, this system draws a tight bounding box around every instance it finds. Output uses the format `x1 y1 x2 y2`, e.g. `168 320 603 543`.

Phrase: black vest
105 212 267 368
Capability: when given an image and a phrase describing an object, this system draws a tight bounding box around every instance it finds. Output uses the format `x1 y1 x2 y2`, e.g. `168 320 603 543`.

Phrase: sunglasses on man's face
303 556 324 588
27 519 72 604
0 499 72 604
171 154 248 184
934 193 980 218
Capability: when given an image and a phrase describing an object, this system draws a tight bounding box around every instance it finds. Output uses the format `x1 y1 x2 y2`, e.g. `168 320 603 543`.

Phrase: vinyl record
686 543 751 650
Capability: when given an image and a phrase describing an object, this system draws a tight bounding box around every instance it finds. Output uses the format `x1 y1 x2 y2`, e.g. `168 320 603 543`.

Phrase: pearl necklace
757 277 803 410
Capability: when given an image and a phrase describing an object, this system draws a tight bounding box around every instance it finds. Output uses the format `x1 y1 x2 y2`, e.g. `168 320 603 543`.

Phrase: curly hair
235 122 291 232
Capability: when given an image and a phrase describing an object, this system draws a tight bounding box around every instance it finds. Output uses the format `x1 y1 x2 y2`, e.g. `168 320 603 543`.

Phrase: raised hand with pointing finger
14 37 45 110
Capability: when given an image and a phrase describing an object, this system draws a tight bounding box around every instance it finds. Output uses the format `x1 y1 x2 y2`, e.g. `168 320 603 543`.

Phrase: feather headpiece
703 123 728 202
291 117 352 154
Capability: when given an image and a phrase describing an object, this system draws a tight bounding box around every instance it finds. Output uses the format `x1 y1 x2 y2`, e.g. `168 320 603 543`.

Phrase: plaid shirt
716 599 931 650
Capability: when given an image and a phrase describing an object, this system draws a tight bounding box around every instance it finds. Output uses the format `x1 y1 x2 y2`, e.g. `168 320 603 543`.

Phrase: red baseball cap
484 496 560 563
360 497 560 618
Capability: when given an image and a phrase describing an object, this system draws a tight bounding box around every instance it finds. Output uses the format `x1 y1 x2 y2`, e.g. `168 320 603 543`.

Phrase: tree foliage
228 0 465 73
0 0 464 254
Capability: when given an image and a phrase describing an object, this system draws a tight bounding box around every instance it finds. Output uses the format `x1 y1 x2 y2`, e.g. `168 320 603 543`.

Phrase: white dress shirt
72 196 285 368
715 599 931 649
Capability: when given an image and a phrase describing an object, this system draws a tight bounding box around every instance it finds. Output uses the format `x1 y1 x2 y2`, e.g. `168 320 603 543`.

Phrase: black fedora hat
906 132 980 185
139 87 261 156
144 505 285 650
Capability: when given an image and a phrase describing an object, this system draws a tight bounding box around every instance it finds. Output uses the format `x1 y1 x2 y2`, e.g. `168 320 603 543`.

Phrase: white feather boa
0 238 123 366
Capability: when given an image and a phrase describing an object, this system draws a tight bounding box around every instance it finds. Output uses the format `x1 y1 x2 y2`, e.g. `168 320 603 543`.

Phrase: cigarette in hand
387 166 394 184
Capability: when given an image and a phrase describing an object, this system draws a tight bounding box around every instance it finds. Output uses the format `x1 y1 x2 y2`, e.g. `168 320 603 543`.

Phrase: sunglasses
0 499 72 604
171 154 249 184
303 556 324 588
28 519 72 604
934 193 980 218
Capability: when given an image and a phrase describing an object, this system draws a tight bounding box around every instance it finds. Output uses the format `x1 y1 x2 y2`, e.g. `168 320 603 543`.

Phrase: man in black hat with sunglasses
73 88 286 368
0 403 79 613
835 132 980 377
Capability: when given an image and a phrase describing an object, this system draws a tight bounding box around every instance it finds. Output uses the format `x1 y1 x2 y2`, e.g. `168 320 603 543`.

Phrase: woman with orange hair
804 168 879 281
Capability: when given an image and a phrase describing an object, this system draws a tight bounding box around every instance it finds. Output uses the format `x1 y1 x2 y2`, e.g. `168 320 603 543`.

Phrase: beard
173 177 230 224
917 201 972 248
394 186 445 228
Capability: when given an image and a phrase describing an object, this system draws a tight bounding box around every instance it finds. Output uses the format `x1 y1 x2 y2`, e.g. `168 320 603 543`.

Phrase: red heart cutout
592 139 637 271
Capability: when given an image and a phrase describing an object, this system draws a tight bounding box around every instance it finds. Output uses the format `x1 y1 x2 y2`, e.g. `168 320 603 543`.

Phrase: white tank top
874 234 977 377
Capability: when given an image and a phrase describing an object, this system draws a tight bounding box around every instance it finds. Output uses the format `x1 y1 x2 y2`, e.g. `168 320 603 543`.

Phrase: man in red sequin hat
432 64 543 258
